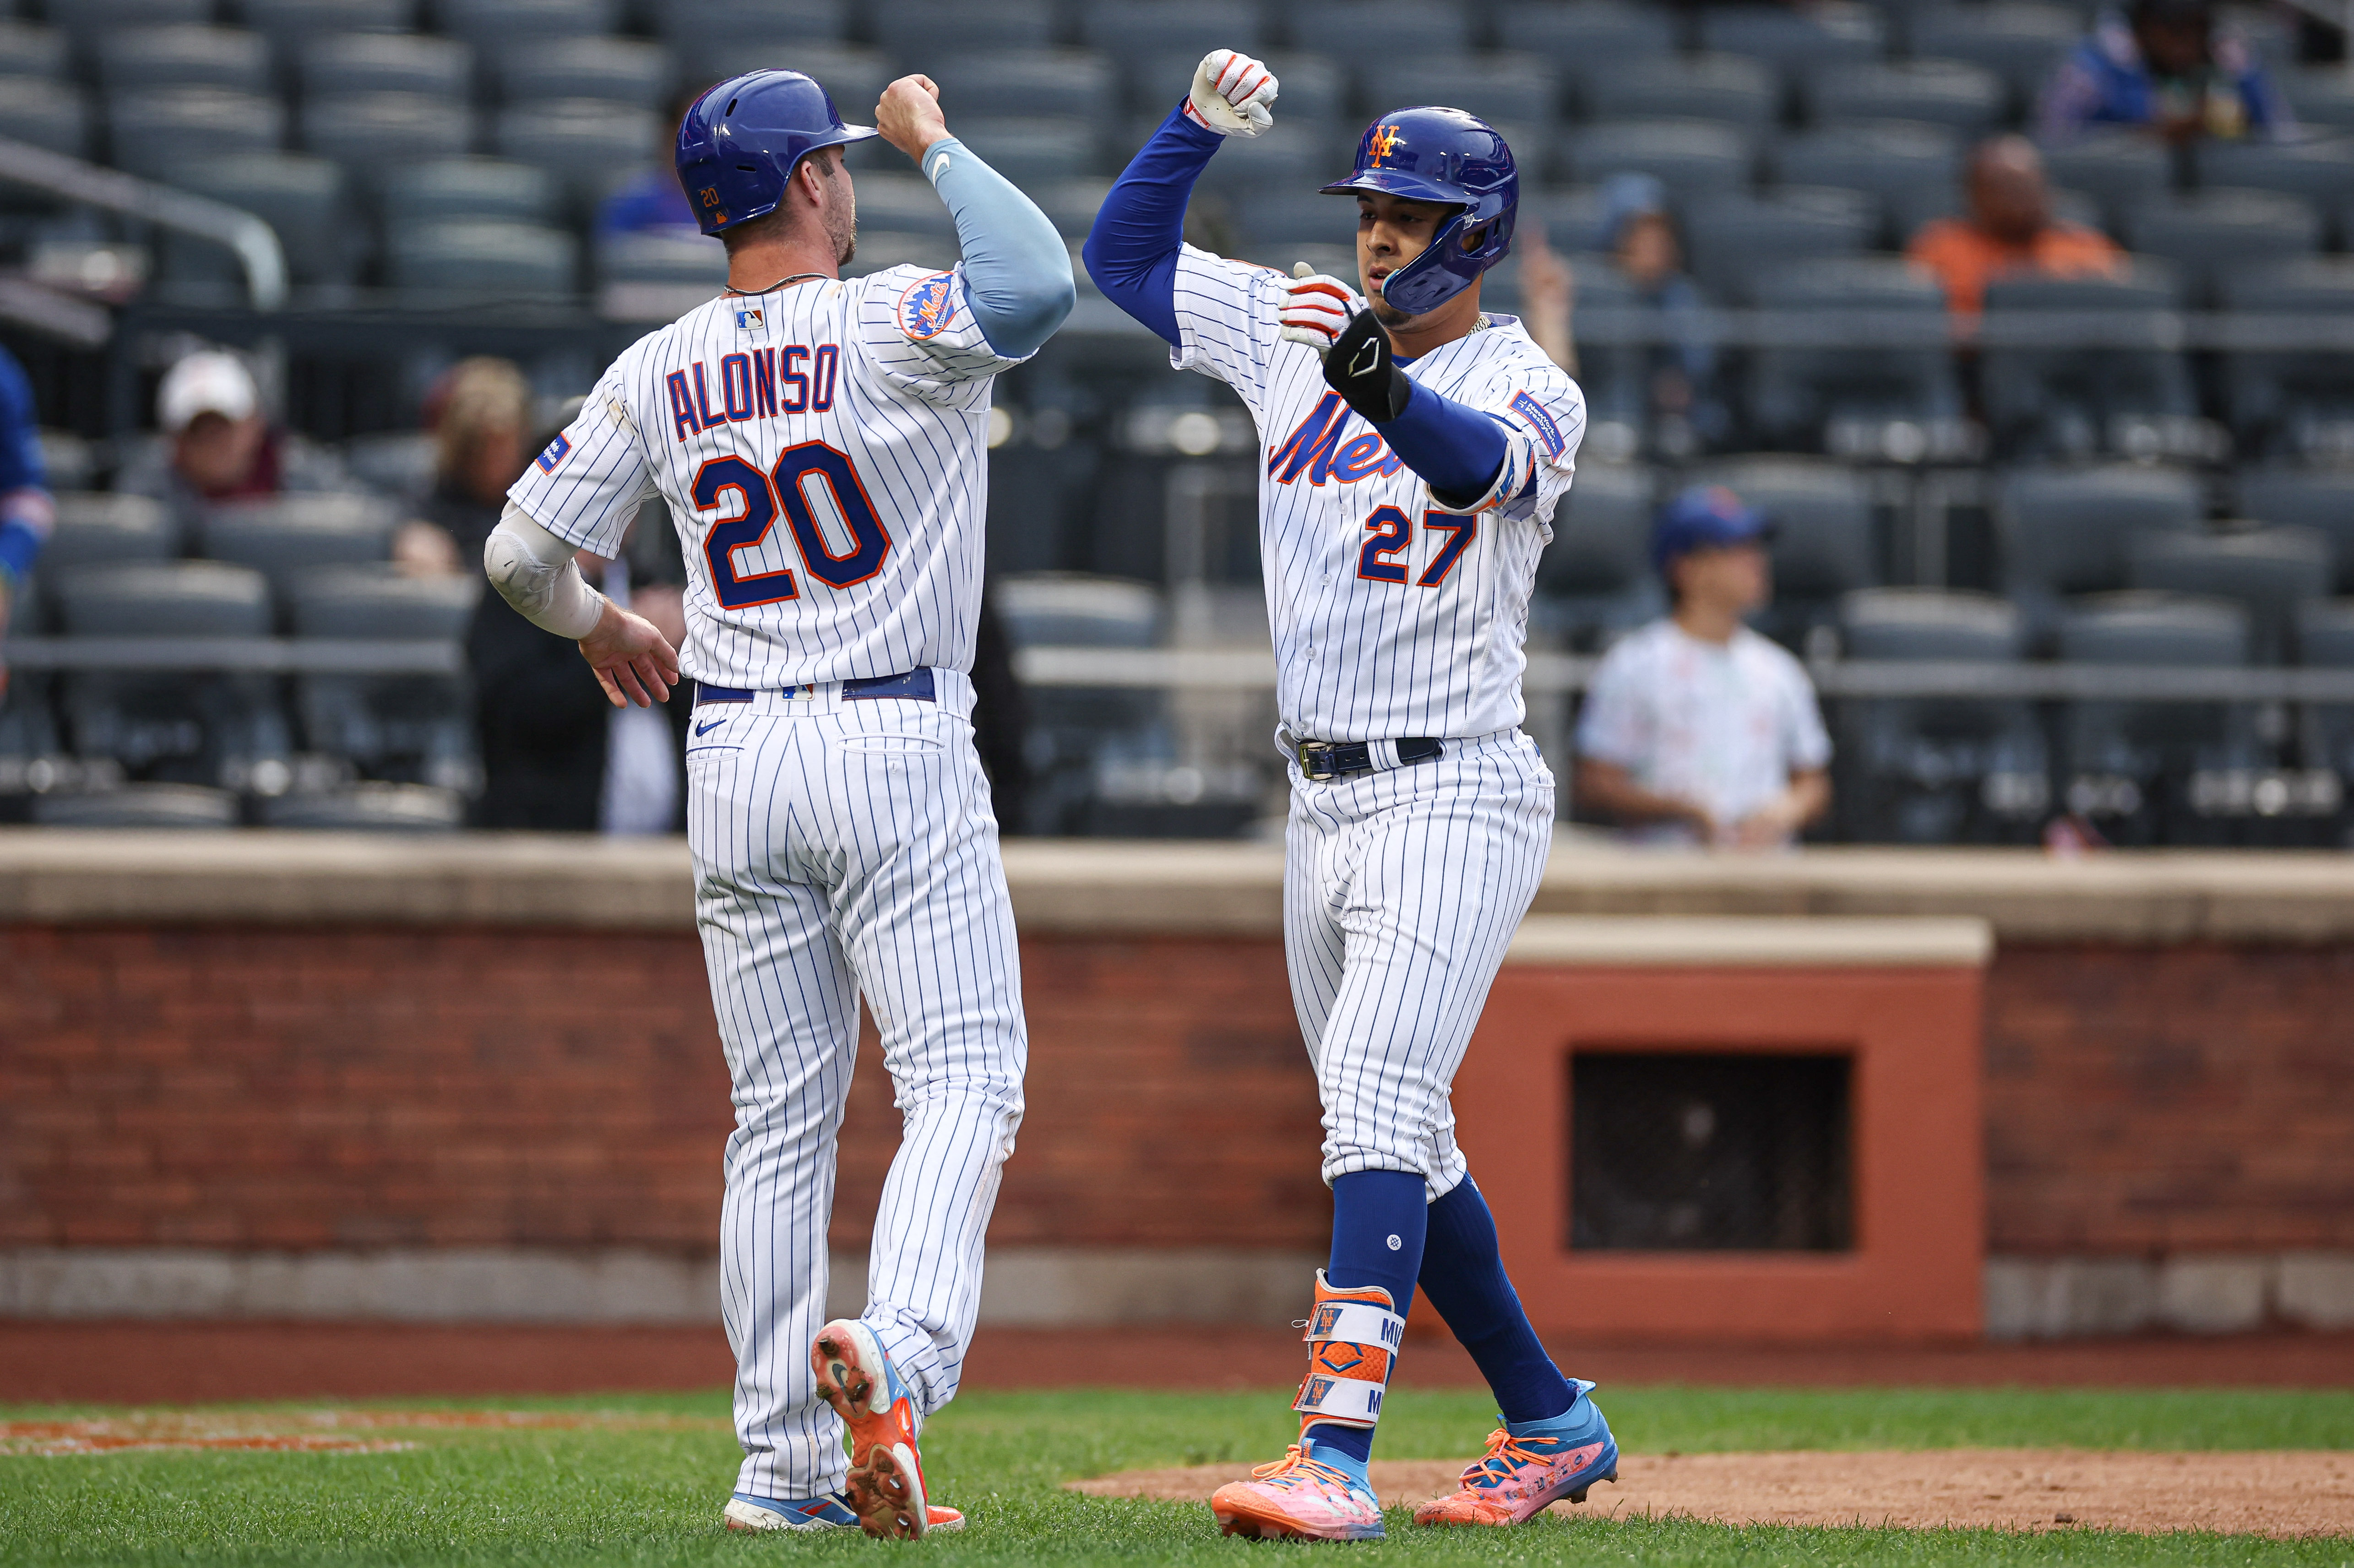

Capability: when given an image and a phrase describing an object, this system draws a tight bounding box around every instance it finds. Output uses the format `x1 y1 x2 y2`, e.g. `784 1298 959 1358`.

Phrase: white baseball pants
685 669 1027 1500
1283 729 1554 1198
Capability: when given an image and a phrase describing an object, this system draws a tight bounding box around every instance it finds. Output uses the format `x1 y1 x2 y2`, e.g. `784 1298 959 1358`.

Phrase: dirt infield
7 1324 2354 1403
1073 1449 2354 1538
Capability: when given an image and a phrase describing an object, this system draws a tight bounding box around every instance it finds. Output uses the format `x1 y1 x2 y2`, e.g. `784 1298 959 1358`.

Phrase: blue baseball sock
1301 1169 1427 1488
1417 1178 1576 1425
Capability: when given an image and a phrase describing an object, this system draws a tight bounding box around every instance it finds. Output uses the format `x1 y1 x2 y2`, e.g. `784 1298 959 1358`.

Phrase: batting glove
1278 262 1359 355
1322 307 1413 423
1183 49 1278 137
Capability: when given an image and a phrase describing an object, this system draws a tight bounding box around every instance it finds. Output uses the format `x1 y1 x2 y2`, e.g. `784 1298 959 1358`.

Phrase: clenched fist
877 74 950 163
1183 49 1278 137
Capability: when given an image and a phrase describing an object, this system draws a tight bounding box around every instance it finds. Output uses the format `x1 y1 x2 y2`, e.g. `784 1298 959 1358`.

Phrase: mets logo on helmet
1368 124 1403 163
897 271 959 340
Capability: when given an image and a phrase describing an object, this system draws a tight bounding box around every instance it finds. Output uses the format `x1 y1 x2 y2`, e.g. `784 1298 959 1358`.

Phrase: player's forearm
1082 106 1222 347
483 501 605 640
921 137 1074 358
1374 382 1513 510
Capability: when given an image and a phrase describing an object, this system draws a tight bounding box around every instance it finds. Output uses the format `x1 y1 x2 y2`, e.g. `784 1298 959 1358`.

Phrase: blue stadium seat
1566 118 1753 196
434 0 621 49
2237 467 2354 592
298 33 472 100
1081 1 1264 73
1803 59 2004 136
1532 459 1660 648
1748 256 1963 459
289 566 478 791
1582 53 1779 131
1698 3 1885 76
1687 455 1879 644
1907 2 2082 117
0 21 67 81
1770 119 1964 248
0 79 93 162
493 98 659 213
1362 56 1561 132
380 157 559 227
651 0 845 45
110 89 287 181
932 51 1118 127
1679 186 1875 302
2128 526 2332 665
302 93 477 194
491 37 669 110
387 219 580 293
1995 463 2205 643
159 153 359 289
1979 262 2199 461
98 27 273 95
2120 187 2321 305
2218 258 2354 463
871 0 1055 55
1281 1 1472 69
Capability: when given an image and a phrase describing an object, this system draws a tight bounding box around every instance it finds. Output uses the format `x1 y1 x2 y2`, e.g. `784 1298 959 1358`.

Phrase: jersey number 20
692 443 894 609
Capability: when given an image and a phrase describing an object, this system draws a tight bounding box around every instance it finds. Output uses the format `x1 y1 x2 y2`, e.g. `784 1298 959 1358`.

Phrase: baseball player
483 69 1072 1538
1085 54 1617 1540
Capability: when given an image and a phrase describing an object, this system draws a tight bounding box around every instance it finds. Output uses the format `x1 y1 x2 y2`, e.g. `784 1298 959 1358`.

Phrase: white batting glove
1183 49 1278 137
1278 262 1359 356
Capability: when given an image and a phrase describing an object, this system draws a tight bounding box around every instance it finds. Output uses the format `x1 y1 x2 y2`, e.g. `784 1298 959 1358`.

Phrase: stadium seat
0 80 93 163
1236 188 1348 250
2293 598 2354 795
0 21 67 81
597 228 724 314
434 0 622 50
1523 187 1612 254
2119 187 2321 304
2128 526 2332 665
2039 134 2173 229
842 230 959 277
53 561 292 787
847 172 958 240
1566 118 1753 197
2276 66 2354 131
931 51 1118 127
946 118 1098 186
301 93 477 195
1906 2 2082 116
1033 177 1112 240
2194 136 2354 215
51 0 212 57
1803 59 2005 136
260 782 465 829
491 37 669 110
1679 186 1875 302
239 0 417 57
2217 257 2354 460
2236 467 2354 591
1582 53 1779 131
1687 455 1879 644
37 494 176 629
1130 49 1345 129
380 157 559 228
109 89 287 182
652 0 845 45
1280 1 1472 68
1834 588 2049 843
492 98 659 214
30 783 239 829
342 432 436 499
198 494 396 614
2057 591 2257 843
1748 257 1964 458
290 566 477 790
1532 459 1660 648
1495 1 1677 88
1081 1 1264 73
297 33 472 101
994 571 1169 836
1191 122 1349 198
1995 464 2205 642
158 153 358 290
98 27 272 95
1362 56 1561 133
1698 2 1884 76
1769 119 1964 249
386 219 579 294
871 0 1056 55
1979 262 2200 461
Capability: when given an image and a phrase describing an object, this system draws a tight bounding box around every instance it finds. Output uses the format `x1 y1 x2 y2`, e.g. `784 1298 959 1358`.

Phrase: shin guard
1293 1270 1405 1433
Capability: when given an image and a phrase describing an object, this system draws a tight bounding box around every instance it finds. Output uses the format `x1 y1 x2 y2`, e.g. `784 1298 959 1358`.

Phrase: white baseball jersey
508 264 1027 687
1169 244 1587 741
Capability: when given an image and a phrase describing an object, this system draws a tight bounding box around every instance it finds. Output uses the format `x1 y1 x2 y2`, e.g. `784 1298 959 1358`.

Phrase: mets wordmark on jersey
507 265 1029 690
1169 245 1586 743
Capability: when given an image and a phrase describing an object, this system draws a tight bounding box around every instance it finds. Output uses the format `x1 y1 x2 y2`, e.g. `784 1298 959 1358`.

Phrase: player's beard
824 165 857 266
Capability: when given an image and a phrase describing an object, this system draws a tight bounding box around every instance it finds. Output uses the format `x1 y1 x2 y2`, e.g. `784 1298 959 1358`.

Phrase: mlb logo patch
534 433 571 474
734 306 763 330
897 271 958 340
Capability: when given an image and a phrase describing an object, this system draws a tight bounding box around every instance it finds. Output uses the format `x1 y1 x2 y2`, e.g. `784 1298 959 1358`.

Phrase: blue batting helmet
1320 107 1517 317
675 69 878 237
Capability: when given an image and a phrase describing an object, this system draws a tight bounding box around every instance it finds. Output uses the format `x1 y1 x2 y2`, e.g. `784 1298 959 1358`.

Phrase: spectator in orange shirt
1905 136 2124 317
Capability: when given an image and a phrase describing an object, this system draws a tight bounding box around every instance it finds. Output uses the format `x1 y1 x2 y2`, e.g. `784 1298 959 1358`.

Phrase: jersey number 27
692 442 894 609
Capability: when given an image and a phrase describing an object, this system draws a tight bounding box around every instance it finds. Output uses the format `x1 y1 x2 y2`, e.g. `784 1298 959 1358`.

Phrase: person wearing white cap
116 348 345 541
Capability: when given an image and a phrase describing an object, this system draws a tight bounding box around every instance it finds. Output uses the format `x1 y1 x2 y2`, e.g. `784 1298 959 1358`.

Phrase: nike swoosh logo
694 717 727 736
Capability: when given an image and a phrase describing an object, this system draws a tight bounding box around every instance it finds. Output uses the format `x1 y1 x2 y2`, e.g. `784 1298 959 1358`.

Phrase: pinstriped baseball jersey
507 265 1028 689
1169 244 1587 742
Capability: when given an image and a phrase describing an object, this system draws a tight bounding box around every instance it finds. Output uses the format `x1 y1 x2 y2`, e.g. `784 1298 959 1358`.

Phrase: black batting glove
1323 309 1412 424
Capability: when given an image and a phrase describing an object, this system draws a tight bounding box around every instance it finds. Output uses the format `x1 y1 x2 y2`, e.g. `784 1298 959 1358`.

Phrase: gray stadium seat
1907 2 2081 114
2057 591 2256 841
1282 1 1473 68
1236 188 1346 250
1679 186 1874 301
2128 526 2333 665
434 0 621 49
301 93 478 194
848 172 957 239
1803 59 2004 136
260 781 464 829
31 783 239 828
492 36 669 110
380 157 558 227
1771 119 1964 249
2119 187 2321 304
597 229 724 291
37 431 96 493
1081 1 1263 74
158 153 358 289
1532 460 1660 647
0 21 67 81
37 493 175 629
1748 257 1963 457
51 0 212 55
1995 464 2205 642
341 431 437 499
1979 262 2199 461
948 118 1098 185
0 80 93 163
1522 187 1611 253
1582 53 1779 131
109 89 286 181
1190 121 1342 196
2276 66 2354 131
871 0 1056 55
2237 467 2354 591
2294 598 2354 791
1566 118 1752 196
652 0 845 44
198 494 395 612
842 230 958 277
386 219 579 293
1698 2 1884 75
1496 0 1676 89
239 0 418 54
290 566 477 789
98 26 272 94
298 33 471 100
1835 588 2048 843
2217 258 2354 461
931 51 1118 127
993 570 1169 835
1688 455 1879 643
492 98 658 213
2039 134 2172 229
1363 56 1561 132
1033 177 1111 240
2194 136 2354 215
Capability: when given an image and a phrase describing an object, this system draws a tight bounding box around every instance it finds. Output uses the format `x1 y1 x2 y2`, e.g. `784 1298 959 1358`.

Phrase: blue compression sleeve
920 136 1075 358
1375 378 1511 508
1082 105 1223 347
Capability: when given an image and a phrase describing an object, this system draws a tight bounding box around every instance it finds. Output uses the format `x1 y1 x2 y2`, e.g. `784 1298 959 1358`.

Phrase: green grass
2 1387 2349 1567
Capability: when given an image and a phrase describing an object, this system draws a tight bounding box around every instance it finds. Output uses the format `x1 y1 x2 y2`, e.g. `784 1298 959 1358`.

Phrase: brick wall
6 925 2351 1260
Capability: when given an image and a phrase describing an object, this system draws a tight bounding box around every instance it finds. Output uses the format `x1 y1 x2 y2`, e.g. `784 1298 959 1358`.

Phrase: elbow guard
483 502 603 640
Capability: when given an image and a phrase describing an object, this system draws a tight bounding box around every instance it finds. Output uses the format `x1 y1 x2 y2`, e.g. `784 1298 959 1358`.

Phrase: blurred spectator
0 343 50 699
1514 225 1578 378
1598 173 1728 451
117 350 345 541
596 84 705 240
1573 485 1831 850
2040 0 2292 143
414 358 536 564
1906 136 2124 317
